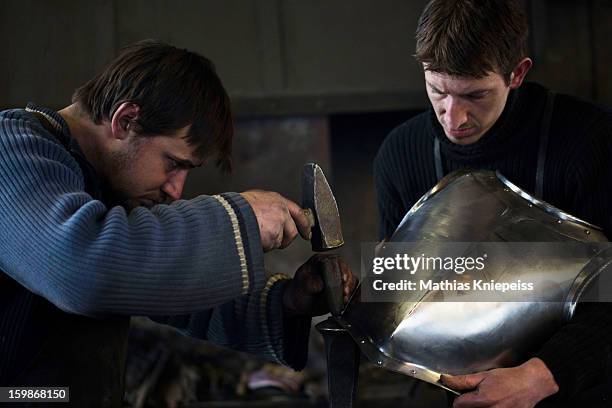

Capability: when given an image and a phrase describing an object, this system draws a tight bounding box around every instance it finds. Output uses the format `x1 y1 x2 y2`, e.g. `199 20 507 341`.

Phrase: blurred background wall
2 0 611 274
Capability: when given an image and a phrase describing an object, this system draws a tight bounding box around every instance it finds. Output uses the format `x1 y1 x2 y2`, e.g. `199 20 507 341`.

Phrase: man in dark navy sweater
374 1 612 407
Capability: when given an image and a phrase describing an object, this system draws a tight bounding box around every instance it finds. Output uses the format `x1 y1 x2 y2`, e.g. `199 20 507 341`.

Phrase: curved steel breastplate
337 170 611 391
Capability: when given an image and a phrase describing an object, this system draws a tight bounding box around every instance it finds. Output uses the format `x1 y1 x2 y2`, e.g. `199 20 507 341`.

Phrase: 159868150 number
0 387 69 402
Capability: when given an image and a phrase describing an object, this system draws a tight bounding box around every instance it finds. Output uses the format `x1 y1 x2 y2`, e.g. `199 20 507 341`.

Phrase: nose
161 170 187 201
442 97 469 130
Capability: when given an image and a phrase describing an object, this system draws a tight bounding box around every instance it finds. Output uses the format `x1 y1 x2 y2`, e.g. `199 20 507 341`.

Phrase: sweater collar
25 102 102 199
25 103 72 142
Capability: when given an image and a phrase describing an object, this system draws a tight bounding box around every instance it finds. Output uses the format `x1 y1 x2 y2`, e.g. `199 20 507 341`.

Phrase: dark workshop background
2 0 611 274
1 0 611 406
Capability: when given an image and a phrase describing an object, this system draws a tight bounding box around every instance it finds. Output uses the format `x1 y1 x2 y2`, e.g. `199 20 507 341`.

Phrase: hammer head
301 163 344 251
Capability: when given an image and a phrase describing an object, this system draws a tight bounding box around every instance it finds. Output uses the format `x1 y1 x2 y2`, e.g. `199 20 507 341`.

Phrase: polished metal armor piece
336 170 611 392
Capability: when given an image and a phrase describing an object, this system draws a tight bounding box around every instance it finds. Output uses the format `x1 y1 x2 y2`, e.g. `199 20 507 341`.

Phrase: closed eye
465 92 487 100
166 156 195 172
168 158 181 171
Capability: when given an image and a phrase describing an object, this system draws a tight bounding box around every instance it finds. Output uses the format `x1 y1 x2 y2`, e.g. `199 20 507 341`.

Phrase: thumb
440 372 486 391
285 199 312 240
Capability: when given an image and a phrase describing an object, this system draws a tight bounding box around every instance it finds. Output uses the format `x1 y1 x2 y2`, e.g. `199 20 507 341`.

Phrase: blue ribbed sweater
0 105 309 404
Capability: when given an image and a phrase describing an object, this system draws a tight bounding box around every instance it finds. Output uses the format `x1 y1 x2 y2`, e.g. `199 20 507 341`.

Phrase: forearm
40 194 262 316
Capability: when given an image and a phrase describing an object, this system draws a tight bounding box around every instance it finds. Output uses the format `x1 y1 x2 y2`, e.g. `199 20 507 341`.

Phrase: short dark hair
73 40 233 172
415 0 529 83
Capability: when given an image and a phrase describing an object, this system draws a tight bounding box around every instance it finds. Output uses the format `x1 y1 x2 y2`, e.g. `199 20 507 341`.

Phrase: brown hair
73 40 233 172
415 0 529 83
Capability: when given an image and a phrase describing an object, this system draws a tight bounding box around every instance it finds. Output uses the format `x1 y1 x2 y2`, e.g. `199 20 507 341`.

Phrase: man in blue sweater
0 40 355 407
374 0 611 407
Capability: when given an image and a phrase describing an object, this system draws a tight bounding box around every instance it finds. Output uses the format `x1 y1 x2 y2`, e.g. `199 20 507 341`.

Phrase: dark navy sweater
374 82 612 400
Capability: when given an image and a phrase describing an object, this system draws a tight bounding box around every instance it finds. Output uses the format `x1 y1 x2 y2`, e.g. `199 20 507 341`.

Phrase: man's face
103 127 202 210
424 69 512 145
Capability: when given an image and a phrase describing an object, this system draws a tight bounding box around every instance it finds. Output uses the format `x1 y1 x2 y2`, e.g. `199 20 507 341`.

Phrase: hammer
301 163 346 316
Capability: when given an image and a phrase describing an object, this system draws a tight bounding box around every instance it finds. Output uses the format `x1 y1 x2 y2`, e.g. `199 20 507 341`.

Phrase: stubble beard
98 143 142 211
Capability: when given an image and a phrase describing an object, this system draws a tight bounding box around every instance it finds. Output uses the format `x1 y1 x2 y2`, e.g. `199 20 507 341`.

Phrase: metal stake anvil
316 318 360 408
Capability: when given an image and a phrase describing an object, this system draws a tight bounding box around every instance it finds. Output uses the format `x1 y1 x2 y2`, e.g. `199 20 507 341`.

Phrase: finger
453 391 492 408
269 224 284 251
441 373 486 391
284 198 312 240
259 226 275 252
344 288 351 302
280 217 298 249
338 261 357 294
275 234 284 251
343 270 352 297
337 257 350 281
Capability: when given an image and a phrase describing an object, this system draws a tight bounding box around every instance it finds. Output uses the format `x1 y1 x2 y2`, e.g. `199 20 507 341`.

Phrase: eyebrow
427 82 490 97
170 156 202 169
427 82 445 94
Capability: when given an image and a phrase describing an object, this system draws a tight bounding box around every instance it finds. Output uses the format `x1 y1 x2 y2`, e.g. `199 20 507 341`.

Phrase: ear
508 57 533 89
110 102 140 140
